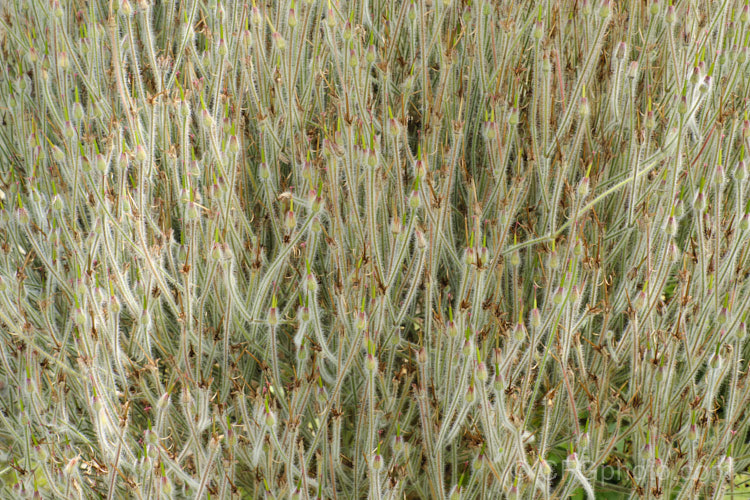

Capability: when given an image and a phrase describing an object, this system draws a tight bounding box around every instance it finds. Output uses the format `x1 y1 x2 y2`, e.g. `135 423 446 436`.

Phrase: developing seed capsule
508 107 519 125
391 434 404 454
58 51 70 69
52 145 65 162
532 21 544 40
471 453 485 471
633 289 647 311
305 216 319 234
371 453 383 470
120 0 133 15
578 96 590 118
475 361 488 382
513 321 527 342
509 249 520 267
737 322 747 340
304 273 318 293
366 44 376 64
355 311 367 330
552 286 565 305
50 195 64 212
387 117 402 137
342 21 353 41
649 0 659 16
264 409 276 429
446 320 458 338
73 308 87 326
693 191 706 211
530 307 541 329
477 246 489 267
687 423 698 441
739 47 749 64
665 216 678 236
135 144 147 162
735 159 747 181
709 352 722 370
284 209 297 230
267 306 279 326
464 384 475 403
210 242 223 262
690 66 701 85
72 101 84 121
665 4 676 24
414 158 427 179
493 372 504 392
348 49 359 68
367 148 378 168
365 353 378 373
717 307 729 324
185 201 199 220
742 213 750 231
677 95 688 115
288 7 298 28
615 42 627 60
408 189 420 209
461 337 473 357
547 250 559 269
577 177 590 197
241 29 253 50
627 60 639 79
